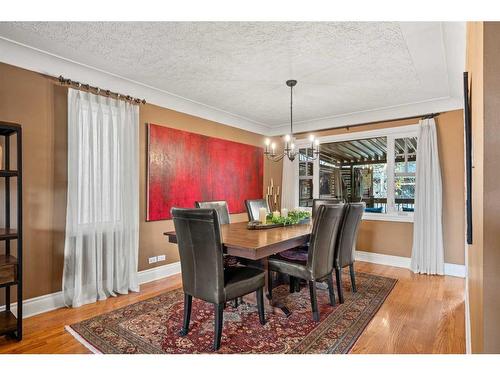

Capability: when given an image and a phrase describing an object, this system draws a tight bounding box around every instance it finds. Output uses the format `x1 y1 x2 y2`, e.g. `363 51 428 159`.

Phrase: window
394 137 417 213
296 125 418 222
299 148 314 207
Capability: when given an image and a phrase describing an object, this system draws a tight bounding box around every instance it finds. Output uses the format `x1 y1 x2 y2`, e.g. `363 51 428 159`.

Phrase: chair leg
308 281 320 322
267 267 273 300
179 293 192 336
349 264 357 293
233 298 239 308
326 273 337 306
295 278 302 292
256 287 266 325
335 267 344 304
213 303 224 351
289 276 297 293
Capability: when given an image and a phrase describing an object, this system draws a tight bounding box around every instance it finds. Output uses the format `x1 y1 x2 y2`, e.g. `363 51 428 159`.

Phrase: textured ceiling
0 22 458 128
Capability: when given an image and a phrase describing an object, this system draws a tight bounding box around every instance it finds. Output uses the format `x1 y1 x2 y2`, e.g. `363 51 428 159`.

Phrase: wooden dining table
164 221 313 316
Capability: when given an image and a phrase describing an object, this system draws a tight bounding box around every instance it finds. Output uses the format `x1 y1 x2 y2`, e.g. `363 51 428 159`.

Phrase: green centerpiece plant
266 210 311 226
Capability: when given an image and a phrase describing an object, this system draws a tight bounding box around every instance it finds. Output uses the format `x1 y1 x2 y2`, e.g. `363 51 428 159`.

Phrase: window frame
294 124 419 223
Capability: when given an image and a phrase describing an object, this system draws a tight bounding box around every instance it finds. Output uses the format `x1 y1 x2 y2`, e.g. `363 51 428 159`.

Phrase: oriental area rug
66 271 396 354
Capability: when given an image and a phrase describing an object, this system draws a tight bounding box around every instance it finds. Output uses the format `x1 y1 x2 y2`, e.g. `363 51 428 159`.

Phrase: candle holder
266 178 280 212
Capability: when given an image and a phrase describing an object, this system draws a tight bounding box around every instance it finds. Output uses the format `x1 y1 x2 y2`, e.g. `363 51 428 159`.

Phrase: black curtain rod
58 75 146 105
295 112 440 135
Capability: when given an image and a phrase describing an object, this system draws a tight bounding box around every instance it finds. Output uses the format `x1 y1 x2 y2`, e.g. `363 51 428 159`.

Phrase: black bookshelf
0 121 22 340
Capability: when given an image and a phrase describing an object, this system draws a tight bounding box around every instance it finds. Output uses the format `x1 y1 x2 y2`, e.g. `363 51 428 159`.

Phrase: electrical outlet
148 256 157 264
157 254 166 262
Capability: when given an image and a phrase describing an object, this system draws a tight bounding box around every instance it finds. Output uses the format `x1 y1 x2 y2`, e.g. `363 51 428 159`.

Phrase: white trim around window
295 124 419 223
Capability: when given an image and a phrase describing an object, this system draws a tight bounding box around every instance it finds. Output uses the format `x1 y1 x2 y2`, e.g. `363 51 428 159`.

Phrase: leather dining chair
312 198 341 218
195 200 239 270
279 198 342 281
171 208 266 351
245 199 270 221
195 200 230 224
333 202 365 303
268 204 345 321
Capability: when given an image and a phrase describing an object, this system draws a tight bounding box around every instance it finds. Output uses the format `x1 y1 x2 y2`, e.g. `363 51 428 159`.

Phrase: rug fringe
65 325 102 354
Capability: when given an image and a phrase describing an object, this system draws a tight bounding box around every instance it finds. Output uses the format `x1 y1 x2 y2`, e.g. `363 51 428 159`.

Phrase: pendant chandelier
264 80 320 162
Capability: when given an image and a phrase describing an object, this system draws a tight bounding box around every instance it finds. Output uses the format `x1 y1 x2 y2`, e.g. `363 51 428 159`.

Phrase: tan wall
269 110 466 265
466 21 484 354
462 21 500 354
0 63 68 303
0 62 275 302
482 22 500 354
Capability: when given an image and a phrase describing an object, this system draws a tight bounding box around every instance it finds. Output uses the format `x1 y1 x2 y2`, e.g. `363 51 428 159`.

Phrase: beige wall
268 110 466 265
482 22 500 354
0 62 276 302
464 21 500 354
467 22 500 353
0 63 68 304
466 21 484 354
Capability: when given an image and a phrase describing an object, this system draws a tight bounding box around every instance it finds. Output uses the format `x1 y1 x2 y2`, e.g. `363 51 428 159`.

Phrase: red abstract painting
147 124 264 221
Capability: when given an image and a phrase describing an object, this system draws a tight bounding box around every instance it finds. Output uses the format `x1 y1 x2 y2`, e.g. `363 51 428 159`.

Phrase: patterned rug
67 271 396 354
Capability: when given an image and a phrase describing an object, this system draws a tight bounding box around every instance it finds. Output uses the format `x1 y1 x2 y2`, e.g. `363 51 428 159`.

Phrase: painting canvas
147 124 264 221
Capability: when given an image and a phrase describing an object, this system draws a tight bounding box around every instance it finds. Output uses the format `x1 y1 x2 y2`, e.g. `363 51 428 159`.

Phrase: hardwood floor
0 261 465 354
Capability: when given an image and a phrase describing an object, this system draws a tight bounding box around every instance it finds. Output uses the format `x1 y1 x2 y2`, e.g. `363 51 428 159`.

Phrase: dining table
164 221 313 317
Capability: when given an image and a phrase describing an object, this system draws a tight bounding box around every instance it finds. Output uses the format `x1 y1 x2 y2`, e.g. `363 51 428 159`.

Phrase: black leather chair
333 202 365 303
195 200 239 270
279 199 342 277
171 208 266 351
245 199 269 221
268 204 345 321
312 198 341 218
195 200 230 224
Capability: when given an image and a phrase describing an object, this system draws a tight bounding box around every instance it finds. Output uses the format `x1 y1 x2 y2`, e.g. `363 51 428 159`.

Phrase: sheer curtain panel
63 89 140 307
281 157 299 210
410 118 444 275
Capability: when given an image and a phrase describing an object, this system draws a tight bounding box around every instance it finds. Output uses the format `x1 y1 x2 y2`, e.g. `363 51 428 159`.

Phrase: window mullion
386 135 396 214
313 154 320 199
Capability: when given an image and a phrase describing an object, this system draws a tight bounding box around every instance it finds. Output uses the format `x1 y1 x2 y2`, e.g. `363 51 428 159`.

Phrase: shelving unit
0 121 22 341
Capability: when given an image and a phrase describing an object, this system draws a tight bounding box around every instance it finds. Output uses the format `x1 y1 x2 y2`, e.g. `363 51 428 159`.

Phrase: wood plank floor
0 261 465 354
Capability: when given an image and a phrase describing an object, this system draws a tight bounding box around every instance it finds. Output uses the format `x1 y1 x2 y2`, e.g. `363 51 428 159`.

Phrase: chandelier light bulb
309 134 315 142
290 143 295 150
271 142 276 150
265 138 271 146
284 134 291 142
314 139 320 146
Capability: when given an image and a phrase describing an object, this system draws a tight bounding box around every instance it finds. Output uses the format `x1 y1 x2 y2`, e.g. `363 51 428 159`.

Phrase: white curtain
411 118 444 275
281 157 299 210
63 89 140 307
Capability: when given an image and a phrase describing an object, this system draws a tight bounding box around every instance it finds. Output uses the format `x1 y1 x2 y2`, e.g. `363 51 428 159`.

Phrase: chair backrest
334 202 365 268
307 204 345 279
195 200 231 225
171 208 225 304
245 199 269 221
312 198 341 218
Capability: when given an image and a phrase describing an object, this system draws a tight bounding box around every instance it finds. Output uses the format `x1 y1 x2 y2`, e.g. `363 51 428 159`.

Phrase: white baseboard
0 261 181 319
464 244 471 354
355 250 466 278
137 261 181 285
355 250 411 269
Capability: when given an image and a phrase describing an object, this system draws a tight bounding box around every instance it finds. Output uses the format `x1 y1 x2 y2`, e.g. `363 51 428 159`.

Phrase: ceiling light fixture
264 80 320 162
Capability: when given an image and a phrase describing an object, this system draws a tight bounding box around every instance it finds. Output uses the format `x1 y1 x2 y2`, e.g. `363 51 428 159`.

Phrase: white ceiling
0 22 465 135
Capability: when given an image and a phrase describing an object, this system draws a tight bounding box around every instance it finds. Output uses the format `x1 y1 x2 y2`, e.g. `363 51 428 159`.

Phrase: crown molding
0 37 271 135
269 96 463 136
